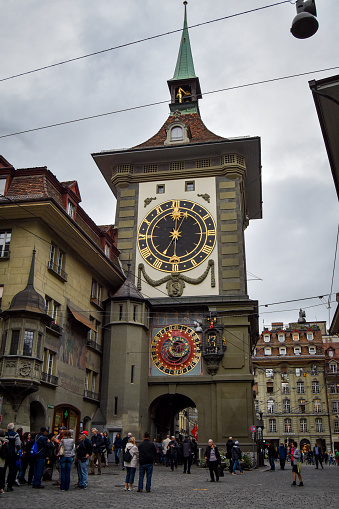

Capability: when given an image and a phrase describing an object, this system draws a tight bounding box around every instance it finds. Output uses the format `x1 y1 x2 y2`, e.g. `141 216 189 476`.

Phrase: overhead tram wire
1 65 339 140
0 2 293 84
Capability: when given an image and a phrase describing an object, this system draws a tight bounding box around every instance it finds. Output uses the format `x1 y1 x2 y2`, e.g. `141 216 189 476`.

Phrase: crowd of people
2 421 339 496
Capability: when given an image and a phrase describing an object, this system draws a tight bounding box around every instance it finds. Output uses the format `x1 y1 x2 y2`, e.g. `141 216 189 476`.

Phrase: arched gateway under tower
93 2 261 447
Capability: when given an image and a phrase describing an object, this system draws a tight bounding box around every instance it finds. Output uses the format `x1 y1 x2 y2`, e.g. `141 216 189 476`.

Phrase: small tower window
185 181 195 192
171 126 183 141
157 184 165 194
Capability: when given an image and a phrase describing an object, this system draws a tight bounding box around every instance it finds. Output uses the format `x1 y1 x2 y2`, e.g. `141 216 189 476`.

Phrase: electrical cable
0 1 293 84
1 65 339 139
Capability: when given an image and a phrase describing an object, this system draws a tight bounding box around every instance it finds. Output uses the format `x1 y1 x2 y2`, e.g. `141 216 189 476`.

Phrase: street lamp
291 0 319 39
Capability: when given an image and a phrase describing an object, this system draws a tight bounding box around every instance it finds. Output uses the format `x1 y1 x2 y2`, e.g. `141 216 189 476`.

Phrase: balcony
83 389 100 401
47 260 68 282
0 355 42 410
40 372 59 386
46 321 63 336
86 340 102 353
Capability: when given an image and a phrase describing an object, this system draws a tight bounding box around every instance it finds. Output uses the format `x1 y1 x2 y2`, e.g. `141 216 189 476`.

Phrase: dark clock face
137 199 216 273
151 324 201 375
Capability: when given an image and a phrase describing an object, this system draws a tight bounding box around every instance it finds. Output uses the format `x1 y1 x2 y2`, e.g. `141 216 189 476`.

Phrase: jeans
269 455 275 470
138 463 153 492
32 458 45 487
78 457 89 487
60 456 73 491
125 466 136 484
114 448 120 465
233 459 243 473
5 454 17 488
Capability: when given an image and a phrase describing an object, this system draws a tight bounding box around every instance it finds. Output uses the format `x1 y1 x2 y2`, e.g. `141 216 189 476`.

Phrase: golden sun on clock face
137 199 216 273
151 324 201 375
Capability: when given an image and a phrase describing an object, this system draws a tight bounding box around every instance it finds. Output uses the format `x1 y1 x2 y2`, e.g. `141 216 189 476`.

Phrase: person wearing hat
167 436 178 472
182 435 193 474
76 431 93 490
32 427 51 489
231 440 243 475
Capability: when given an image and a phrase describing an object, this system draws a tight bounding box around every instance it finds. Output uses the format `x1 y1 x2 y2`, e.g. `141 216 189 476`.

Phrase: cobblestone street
2 463 339 509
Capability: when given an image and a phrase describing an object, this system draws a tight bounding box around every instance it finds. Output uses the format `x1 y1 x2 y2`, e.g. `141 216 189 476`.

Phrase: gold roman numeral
191 259 198 267
201 245 213 255
140 247 151 258
153 258 163 269
207 230 216 236
172 263 179 272
156 206 163 215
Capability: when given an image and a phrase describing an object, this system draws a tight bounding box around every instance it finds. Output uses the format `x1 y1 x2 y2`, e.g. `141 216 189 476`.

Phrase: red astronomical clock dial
151 324 201 376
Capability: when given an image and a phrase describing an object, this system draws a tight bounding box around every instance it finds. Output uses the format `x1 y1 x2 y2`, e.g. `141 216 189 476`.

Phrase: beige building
253 316 331 452
322 333 339 452
0 157 124 434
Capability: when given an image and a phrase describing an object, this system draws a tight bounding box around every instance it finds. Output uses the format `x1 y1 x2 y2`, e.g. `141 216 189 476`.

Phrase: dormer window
278 333 285 342
67 200 76 219
263 334 270 343
328 350 334 357
165 122 191 145
294 346 301 355
292 333 300 342
307 332 314 341
171 126 183 141
264 347 272 356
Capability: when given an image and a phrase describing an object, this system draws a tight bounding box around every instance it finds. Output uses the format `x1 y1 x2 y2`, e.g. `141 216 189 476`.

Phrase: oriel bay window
23 330 34 356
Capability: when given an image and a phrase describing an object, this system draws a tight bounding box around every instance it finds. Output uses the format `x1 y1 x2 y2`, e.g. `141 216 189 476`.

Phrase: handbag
58 440 65 457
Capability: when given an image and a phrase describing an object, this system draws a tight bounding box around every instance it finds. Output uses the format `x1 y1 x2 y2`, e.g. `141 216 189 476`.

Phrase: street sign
250 425 256 433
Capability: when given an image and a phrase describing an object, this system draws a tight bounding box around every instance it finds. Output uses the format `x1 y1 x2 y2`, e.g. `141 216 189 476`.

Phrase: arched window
299 398 306 414
315 418 323 432
314 399 321 413
170 126 183 141
267 399 275 414
284 418 292 433
269 418 276 433
300 418 308 432
312 380 320 394
283 399 290 413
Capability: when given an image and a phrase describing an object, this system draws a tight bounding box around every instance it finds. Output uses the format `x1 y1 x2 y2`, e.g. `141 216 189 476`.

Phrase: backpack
30 440 39 457
123 448 132 463
0 441 9 460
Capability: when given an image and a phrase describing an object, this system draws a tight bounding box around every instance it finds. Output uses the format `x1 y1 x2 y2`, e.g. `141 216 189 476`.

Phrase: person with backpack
32 427 51 489
231 440 244 475
123 436 138 491
4 422 21 491
0 429 9 494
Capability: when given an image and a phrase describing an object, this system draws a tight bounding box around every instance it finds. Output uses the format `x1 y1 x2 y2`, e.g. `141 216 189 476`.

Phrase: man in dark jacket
205 439 221 482
76 431 93 489
278 442 287 470
182 436 193 474
32 427 51 489
4 423 21 491
226 437 235 474
89 428 105 475
137 432 156 493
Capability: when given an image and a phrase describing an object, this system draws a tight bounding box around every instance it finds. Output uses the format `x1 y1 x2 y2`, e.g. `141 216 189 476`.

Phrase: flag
191 425 198 440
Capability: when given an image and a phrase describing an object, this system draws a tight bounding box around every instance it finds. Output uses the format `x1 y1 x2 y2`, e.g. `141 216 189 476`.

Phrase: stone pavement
2 462 339 509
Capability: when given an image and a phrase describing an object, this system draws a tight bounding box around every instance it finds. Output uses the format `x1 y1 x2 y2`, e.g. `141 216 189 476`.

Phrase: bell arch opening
150 393 198 441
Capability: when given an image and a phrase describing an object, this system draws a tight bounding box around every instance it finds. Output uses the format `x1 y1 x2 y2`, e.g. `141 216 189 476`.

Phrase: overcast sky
1 0 338 330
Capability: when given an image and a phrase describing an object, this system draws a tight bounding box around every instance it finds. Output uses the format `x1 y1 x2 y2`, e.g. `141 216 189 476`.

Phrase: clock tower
93 2 262 446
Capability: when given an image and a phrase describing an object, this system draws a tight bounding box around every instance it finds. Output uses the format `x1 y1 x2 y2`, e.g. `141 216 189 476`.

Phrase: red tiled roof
133 113 225 149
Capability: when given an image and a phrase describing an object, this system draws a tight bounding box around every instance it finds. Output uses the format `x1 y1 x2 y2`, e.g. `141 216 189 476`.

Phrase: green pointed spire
172 2 196 80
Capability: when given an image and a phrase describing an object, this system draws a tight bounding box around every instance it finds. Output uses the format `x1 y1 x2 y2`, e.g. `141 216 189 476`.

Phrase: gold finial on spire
183 1 187 5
